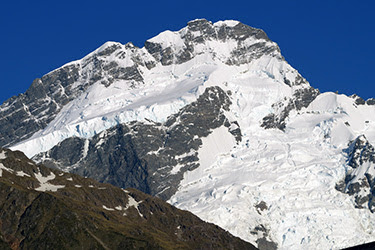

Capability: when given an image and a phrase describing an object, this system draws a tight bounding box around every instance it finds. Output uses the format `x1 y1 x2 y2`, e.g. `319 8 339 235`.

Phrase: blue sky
1 0 374 104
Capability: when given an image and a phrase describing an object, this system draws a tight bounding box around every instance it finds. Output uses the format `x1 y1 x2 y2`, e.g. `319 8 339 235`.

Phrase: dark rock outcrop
250 224 277 250
350 94 366 105
336 135 375 211
366 98 375 106
261 86 320 130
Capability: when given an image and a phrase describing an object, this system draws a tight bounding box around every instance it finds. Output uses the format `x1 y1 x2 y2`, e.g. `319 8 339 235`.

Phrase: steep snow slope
5 19 375 249
169 90 375 249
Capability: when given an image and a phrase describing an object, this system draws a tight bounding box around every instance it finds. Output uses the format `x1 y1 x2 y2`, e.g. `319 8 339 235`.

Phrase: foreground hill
0 148 255 249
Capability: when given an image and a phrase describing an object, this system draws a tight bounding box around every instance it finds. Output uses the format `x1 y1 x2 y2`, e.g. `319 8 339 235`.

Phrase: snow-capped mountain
1 19 375 249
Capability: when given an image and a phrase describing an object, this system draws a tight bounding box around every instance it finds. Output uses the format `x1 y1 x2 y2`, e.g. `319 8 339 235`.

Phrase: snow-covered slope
3 19 375 249
169 90 375 249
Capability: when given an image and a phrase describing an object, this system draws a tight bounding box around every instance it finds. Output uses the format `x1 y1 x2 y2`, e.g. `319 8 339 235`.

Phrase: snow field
169 82 375 249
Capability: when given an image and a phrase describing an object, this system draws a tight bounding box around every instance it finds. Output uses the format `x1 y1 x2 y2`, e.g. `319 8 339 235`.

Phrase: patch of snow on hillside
0 151 6 160
102 205 115 211
16 171 31 177
0 163 13 177
124 195 143 217
34 171 65 192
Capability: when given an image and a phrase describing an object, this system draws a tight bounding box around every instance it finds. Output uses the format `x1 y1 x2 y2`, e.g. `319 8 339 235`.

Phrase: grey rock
261 85 320 130
250 224 278 250
350 94 366 105
336 135 375 211
0 64 82 148
367 98 375 105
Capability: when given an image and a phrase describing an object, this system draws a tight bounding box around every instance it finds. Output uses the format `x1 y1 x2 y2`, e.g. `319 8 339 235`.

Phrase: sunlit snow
34 171 65 192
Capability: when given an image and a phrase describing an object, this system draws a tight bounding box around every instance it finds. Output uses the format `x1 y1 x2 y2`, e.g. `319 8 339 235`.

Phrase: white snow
102 205 115 211
214 20 240 27
124 195 143 217
175 149 196 160
82 139 90 159
179 126 236 185
0 163 13 177
16 171 31 177
169 82 375 249
0 151 6 160
148 30 185 51
170 164 184 175
34 171 65 192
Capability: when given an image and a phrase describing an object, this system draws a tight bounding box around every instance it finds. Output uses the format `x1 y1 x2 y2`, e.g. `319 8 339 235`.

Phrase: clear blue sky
1 0 374 104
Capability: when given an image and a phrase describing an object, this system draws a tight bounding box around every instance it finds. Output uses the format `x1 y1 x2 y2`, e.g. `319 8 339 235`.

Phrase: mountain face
2 19 375 249
0 147 255 249
33 86 240 200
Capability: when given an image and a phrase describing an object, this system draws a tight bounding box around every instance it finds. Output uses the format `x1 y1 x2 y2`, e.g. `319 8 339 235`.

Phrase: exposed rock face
350 94 366 106
34 86 241 200
250 224 277 250
0 147 256 249
261 85 320 130
367 98 375 105
0 65 80 148
145 19 279 66
336 135 375 211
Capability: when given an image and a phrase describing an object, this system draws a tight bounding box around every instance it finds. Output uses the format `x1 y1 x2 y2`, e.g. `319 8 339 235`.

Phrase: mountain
0 19 281 156
0 147 255 249
1 19 375 249
32 86 240 200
